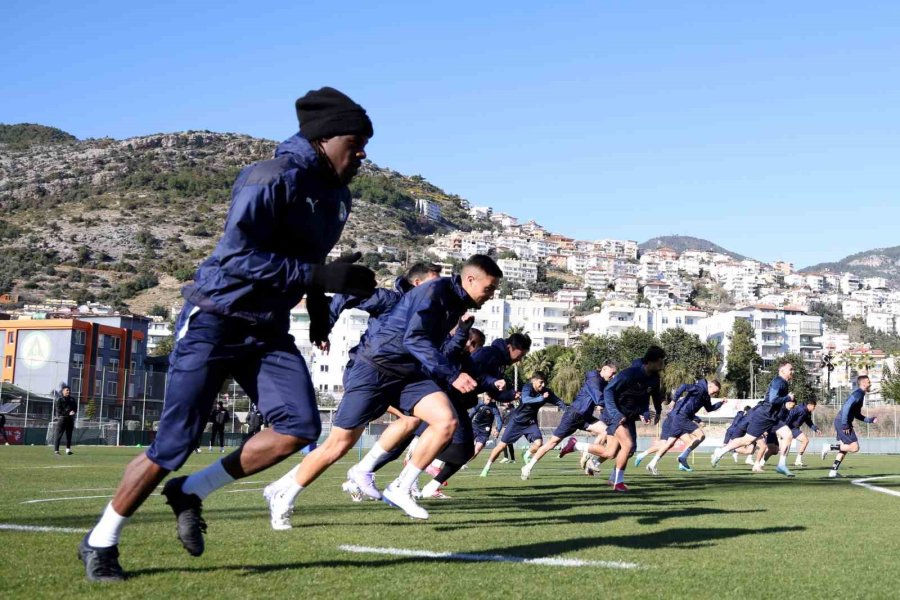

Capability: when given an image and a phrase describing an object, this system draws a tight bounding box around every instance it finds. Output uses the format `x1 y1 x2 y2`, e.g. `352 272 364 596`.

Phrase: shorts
790 427 803 438
662 414 699 439
745 412 777 438
553 408 598 438
147 304 319 471
834 418 858 445
473 425 492 445
334 359 443 430
501 420 543 445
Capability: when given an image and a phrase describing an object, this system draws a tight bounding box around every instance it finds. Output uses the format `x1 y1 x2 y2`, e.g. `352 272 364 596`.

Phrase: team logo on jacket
305 197 319 213
338 200 348 222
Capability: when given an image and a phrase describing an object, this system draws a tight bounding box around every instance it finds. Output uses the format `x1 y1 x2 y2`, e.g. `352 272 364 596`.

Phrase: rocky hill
801 246 900 286
0 124 482 313
639 235 748 260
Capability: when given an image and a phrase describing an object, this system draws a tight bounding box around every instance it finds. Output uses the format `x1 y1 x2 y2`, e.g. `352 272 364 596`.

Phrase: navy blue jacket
603 359 662 420
470 402 504 431
570 370 608 417
758 376 793 418
838 389 875 430
728 410 748 432
468 338 518 403
329 276 411 329
671 380 724 420
785 405 819 432
510 383 566 424
183 134 351 329
356 276 474 386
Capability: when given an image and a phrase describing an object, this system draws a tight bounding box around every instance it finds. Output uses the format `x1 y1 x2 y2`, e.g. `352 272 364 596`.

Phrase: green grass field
1 446 898 599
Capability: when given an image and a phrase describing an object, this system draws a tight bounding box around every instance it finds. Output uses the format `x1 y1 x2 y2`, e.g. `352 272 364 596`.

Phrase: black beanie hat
295 87 373 141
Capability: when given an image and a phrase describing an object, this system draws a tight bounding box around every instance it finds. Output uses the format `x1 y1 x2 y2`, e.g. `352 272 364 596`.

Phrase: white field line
339 544 640 569
0 523 89 533
850 475 900 498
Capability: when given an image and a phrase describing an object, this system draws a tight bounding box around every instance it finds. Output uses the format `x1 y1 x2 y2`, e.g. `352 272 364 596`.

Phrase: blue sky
3 1 899 267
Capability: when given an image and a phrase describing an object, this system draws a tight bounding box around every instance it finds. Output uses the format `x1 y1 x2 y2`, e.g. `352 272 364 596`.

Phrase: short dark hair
463 254 503 279
406 262 441 282
778 357 793 368
507 332 532 352
61 385 70 391
806 399 817 406
468 328 486 349
602 361 618 369
531 370 547 382
643 345 666 363
743 405 752 412
709 379 721 388
858 375 870 384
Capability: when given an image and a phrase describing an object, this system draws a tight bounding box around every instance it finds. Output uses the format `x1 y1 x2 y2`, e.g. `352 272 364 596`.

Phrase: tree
880 363 900 405
615 328 659 370
550 350 582 402
577 334 619 373
152 335 175 357
659 328 711 393
725 319 761 398
148 304 169 318
779 353 816 403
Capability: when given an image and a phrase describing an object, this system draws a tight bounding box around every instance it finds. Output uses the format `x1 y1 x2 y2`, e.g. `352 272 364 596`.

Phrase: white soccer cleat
579 450 590 471
820 444 830 460
745 455 756 465
646 463 659 476
751 465 764 473
794 459 805 468
732 452 739 463
341 480 364 502
263 484 293 531
711 448 724 467
347 467 382 500
520 466 531 480
382 484 429 520
427 489 452 500
828 470 842 478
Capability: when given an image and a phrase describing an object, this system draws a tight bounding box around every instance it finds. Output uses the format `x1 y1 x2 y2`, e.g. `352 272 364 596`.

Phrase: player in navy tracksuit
266 255 503 522
723 405 756 464
469 396 504 459
78 87 377 582
822 376 877 477
713 359 797 477
785 400 820 467
519 363 618 480
480 371 566 477
635 378 724 474
570 348 666 491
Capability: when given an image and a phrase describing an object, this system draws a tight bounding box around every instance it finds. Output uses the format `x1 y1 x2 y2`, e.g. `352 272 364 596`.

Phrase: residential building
472 298 570 349
496 259 539 284
415 198 442 222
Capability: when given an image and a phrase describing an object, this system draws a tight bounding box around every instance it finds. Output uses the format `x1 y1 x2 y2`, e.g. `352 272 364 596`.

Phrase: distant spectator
245 404 262 441
1 412 9 445
54 386 77 455
209 401 229 453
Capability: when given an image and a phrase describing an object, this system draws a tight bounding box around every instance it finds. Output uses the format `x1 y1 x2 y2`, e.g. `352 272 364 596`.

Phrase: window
108 359 120 372
98 335 105 349
71 378 81 394
107 381 118 396
110 337 121 351
5 356 11 368
72 353 85 369
73 330 86 345
320 364 329 372
130 361 136 372
7 332 13 344
95 379 102 394
132 340 140 353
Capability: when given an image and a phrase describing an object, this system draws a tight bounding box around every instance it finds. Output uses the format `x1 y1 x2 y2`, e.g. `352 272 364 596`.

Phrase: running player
785 399 819 467
821 376 877 478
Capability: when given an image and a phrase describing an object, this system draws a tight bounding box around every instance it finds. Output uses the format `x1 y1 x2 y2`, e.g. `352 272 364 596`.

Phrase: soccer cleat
751 465 764 473
425 464 442 478
732 452 739 463
410 479 422 499
460 463 469 470
66 449 74 455
341 480 364 503
520 466 531 480
54 450 60 455
613 482 629 492
498 457 510 464
558 437 578 458
820 444 830 460
579 450 590 471
794 459 805 468
775 465 795 478
523 450 533 464
745 455 756 465
634 454 644 467
79 534 125 582
382 484 429 520
347 467 382 500
162 476 207 556
427 489 452 500
711 448 724 467
645 463 658 475
828 470 842 478
263 485 294 530
677 457 693 472
480 466 490 477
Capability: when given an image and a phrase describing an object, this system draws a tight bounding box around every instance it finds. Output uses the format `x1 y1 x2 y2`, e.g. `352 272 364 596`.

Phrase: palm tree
522 350 553 381
549 350 582 402
662 362 697 399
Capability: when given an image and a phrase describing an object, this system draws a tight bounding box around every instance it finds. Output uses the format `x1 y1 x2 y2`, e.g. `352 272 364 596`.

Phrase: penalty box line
339 544 640 569
851 475 900 499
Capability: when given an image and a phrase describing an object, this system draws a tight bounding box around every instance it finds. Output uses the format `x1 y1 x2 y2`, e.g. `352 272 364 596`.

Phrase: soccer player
635 378 723 474
78 87 377 582
264 254 502 524
468 396 504 464
712 359 797 477
519 363 617 480
785 399 819 467
480 371 566 477
567 348 666 491
724 405 757 464
821 376 878 478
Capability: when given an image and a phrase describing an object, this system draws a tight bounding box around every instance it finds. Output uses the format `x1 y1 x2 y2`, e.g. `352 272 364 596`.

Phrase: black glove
458 314 475 332
311 252 376 296
305 291 331 346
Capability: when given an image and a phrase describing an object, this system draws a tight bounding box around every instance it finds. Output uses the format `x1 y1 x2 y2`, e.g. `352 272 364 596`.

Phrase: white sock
273 464 300 489
574 442 589 452
430 459 445 470
182 459 235 500
404 436 420 462
647 456 659 468
393 464 422 492
421 479 441 497
356 443 388 473
778 454 787 468
88 503 128 548
281 481 304 505
636 450 649 461
614 468 625 484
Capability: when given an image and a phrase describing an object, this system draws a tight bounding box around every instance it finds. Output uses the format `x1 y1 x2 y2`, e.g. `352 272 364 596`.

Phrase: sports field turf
1 446 898 599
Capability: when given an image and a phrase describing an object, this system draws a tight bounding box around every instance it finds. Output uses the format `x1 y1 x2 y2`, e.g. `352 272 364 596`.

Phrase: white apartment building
866 311 895 334
469 206 492 220
614 276 639 297
582 304 708 337
593 239 639 261
864 276 889 290
841 273 861 294
496 259 538 284
566 254 591 275
583 269 611 292
841 299 865 320
555 288 588 306
146 318 173 355
415 198 442 222
472 298 570 349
